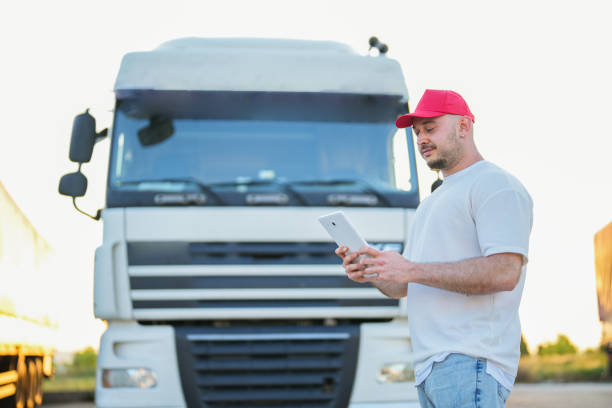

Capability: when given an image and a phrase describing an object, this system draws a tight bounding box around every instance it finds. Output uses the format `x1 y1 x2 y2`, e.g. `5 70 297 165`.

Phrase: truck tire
33 360 42 406
14 354 27 408
1 357 42 408
26 360 37 408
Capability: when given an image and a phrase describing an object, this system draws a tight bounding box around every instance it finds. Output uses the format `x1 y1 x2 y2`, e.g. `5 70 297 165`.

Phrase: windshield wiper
209 179 308 206
115 177 226 205
288 178 391 206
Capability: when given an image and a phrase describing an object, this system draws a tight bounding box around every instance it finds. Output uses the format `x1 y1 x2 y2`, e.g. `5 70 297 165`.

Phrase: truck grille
128 241 401 321
128 242 343 265
175 326 359 408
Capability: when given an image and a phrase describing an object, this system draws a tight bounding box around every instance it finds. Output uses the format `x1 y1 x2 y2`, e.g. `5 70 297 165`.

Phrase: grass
43 347 97 393
43 371 96 392
517 350 611 382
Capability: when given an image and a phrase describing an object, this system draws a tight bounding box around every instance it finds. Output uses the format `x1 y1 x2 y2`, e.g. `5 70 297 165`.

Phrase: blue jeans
416 354 511 408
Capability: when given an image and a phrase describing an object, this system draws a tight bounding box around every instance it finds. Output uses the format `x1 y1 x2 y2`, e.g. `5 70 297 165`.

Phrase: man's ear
457 116 472 135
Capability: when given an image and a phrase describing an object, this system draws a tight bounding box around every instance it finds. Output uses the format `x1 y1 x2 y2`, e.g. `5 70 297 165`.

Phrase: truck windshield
107 92 419 207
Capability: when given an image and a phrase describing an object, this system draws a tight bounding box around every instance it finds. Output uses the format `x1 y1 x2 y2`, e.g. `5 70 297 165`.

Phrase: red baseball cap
396 89 475 128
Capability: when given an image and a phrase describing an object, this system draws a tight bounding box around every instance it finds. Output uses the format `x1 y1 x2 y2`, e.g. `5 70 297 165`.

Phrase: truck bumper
95 321 186 408
95 320 419 407
348 320 419 406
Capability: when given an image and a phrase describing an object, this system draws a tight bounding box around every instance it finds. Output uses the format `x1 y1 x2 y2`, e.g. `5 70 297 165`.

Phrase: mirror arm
72 197 102 221
70 163 101 221
95 128 108 144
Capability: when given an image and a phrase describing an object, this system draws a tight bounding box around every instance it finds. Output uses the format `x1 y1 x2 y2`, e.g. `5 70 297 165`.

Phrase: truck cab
61 38 421 408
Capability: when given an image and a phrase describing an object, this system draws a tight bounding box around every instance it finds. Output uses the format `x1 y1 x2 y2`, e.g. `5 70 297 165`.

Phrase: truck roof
114 37 409 99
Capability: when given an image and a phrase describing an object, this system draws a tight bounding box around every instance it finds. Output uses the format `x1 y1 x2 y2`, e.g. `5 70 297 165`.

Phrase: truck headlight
376 362 414 383
101 368 157 388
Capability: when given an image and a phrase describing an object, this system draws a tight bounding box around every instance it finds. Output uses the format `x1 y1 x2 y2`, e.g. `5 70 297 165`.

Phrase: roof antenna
368 37 388 56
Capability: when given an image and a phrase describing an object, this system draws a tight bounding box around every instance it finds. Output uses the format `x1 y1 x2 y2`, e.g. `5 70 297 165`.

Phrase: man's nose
416 132 429 145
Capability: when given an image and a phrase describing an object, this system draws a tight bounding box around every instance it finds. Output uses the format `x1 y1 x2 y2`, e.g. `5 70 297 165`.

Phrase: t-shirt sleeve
472 178 533 263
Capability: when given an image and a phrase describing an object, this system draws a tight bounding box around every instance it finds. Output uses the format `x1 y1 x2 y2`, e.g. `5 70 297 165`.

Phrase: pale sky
1 0 611 352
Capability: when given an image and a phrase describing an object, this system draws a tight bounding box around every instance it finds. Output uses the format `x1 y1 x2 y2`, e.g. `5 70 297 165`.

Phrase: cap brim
395 111 445 128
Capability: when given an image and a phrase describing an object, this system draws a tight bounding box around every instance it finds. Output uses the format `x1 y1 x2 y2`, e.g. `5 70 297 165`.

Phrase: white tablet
317 211 377 277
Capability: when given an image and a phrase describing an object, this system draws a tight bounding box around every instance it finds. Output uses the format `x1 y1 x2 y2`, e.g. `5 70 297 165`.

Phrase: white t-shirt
404 160 533 391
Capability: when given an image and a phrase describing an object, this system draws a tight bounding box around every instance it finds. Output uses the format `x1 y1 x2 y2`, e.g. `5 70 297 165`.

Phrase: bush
517 350 610 382
68 347 97 375
44 347 97 392
537 334 577 356
520 333 530 356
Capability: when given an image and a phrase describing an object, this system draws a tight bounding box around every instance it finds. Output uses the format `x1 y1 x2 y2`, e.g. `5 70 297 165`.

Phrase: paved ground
41 383 612 407
507 382 612 407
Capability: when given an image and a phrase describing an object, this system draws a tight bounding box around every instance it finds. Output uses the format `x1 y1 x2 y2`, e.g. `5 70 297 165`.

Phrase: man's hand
335 245 371 283
335 245 409 298
358 246 414 284
335 245 412 283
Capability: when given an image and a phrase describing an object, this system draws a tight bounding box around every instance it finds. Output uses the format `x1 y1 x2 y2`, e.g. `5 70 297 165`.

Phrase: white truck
59 37 421 408
0 182 55 408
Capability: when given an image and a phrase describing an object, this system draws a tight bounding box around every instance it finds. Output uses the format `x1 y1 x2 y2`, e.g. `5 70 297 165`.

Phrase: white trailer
0 182 55 408
60 37 421 408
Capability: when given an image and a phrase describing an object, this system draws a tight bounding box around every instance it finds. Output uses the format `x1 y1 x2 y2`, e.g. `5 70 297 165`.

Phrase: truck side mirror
60 109 105 221
59 172 88 197
58 171 101 220
69 109 108 163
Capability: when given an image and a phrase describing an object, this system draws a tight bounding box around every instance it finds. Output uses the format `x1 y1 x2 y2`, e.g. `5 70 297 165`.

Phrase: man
335 89 532 407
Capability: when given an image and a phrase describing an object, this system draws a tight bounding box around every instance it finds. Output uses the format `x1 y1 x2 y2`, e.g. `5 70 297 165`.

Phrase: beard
426 157 449 170
422 133 463 171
